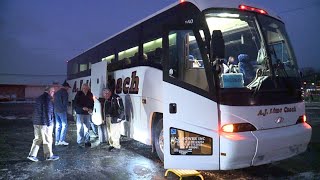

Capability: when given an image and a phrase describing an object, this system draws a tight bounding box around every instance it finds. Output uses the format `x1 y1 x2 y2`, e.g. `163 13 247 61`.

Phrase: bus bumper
251 123 312 166
219 123 312 170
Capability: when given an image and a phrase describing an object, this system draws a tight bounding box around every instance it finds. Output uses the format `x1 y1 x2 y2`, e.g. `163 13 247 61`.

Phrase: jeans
29 125 54 158
90 118 98 135
76 114 91 144
55 112 68 142
98 123 108 143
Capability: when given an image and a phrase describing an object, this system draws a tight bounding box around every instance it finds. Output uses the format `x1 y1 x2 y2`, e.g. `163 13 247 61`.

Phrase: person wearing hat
27 86 59 161
53 80 71 146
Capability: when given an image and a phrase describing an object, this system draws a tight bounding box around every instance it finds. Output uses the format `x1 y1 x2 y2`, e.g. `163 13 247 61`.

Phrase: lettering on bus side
72 79 91 93
115 71 139 94
72 81 77 93
257 106 297 116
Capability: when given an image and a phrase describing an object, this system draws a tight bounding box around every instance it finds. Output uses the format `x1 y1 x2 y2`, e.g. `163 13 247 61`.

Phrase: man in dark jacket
27 86 59 162
54 80 71 146
102 88 124 152
74 83 94 147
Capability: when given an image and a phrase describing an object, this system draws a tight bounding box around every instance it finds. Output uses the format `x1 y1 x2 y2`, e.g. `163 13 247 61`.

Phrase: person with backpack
102 88 125 152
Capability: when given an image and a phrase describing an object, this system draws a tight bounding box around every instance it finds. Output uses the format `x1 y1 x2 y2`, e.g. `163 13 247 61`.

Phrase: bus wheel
154 119 164 162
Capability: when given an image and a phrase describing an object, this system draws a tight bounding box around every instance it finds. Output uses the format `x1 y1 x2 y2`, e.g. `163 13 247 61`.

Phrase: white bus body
67 0 312 170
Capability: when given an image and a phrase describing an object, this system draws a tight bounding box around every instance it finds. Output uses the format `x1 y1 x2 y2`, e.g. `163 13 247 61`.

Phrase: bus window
205 11 264 86
118 46 138 63
101 54 115 64
258 15 299 77
79 63 88 72
168 30 208 91
187 32 204 69
143 37 162 64
71 62 78 74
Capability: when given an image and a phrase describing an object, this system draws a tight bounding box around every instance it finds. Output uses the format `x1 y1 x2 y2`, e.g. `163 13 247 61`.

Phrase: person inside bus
238 54 255 85
154 47 162 64
143 53 148 61
130 52 139 64
225 56 239 73
74 83 94 147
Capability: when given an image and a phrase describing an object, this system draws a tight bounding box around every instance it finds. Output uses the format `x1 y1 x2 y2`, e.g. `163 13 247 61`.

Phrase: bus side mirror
210 30 225 59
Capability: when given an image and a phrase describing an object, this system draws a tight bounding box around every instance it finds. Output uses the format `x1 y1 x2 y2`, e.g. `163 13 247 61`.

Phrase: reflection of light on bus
220 132 246 141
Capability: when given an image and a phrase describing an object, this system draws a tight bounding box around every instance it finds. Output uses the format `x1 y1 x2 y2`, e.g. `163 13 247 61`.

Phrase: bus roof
69 0 278 62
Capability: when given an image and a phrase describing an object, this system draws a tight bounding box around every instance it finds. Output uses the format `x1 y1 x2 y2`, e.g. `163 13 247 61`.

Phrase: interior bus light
221 123 256 133
239 5 268 15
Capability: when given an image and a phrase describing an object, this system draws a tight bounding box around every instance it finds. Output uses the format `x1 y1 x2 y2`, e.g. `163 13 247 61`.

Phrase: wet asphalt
0 104 166 180
0 103 320 180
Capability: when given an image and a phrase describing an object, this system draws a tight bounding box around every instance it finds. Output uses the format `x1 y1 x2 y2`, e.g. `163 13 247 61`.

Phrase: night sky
1 0 319 77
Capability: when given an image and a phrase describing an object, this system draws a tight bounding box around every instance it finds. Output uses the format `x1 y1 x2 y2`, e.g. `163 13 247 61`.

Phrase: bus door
91 60 108 125
162 27 220 170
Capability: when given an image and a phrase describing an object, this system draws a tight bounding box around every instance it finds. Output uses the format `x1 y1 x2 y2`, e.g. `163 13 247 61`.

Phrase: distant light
239 4 268 15
312 83 315 85
304 82 307 84
180 0 185 3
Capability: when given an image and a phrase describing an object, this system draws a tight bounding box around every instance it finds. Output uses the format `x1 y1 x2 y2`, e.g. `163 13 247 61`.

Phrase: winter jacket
53 88 68 113
74 90 94 115
32 92 54 126
103 94 124 123
238 54 255 84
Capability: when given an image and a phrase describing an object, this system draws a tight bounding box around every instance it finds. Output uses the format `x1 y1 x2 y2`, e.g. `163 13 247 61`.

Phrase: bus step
164 169 204 180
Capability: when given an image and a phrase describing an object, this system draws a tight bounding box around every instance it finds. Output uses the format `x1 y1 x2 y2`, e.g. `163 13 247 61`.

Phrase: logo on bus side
115 71 139 94
257 106 297 116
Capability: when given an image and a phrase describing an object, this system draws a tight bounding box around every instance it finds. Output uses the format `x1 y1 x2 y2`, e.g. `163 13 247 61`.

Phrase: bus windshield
257 15 300 78
205 10 300 89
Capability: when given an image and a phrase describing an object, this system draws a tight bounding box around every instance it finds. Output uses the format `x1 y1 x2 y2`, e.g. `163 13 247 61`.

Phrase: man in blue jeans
54 80 71 146
74 83 94 147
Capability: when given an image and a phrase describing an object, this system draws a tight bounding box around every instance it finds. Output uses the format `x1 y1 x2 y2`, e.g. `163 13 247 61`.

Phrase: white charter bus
66 0 312 170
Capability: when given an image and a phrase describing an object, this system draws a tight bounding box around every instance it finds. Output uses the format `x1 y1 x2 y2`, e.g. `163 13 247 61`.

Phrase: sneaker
46 155 59 161
27 156 39 162
59 141 69 146
55 141 60 146
85 142 91 147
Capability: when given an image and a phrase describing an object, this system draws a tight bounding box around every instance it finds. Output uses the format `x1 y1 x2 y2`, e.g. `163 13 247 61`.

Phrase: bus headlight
221 123 257 133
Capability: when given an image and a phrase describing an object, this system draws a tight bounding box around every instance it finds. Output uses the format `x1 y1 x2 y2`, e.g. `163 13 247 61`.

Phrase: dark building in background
0 74 65 101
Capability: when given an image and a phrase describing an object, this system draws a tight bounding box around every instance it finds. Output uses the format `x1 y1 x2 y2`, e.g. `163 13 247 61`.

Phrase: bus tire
154 119 164 162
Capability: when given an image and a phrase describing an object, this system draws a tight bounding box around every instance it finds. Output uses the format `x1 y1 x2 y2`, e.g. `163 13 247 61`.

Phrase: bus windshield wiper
248 68 268 97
